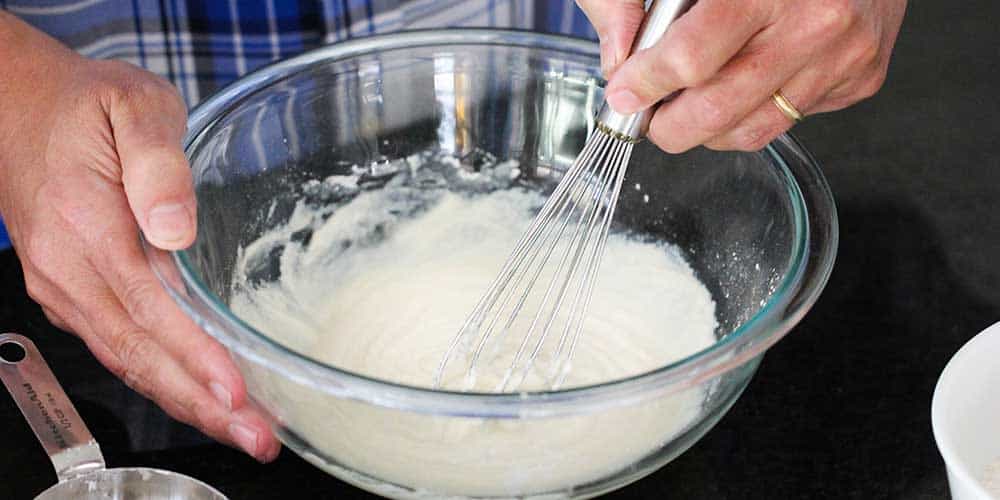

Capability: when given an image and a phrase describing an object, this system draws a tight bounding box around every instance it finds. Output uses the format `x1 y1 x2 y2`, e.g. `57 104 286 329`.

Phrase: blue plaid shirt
0 0 598 249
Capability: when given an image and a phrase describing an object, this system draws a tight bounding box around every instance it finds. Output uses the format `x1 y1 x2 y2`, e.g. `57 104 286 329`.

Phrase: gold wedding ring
772 90 804 123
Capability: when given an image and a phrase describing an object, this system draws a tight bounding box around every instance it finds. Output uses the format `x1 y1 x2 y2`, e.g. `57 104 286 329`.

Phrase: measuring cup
0 333 228 499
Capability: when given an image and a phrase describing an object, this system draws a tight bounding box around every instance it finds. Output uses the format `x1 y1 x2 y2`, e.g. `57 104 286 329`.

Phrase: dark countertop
2 2 999 499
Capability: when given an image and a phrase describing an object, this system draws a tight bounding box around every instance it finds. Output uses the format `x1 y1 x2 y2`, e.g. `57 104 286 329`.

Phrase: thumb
108 77 197 251
576 0 647 76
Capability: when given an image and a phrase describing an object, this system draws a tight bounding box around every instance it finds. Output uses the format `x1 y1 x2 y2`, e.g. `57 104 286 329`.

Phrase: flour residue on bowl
984 457 1000 496
228 151 719 496
230 152 717 391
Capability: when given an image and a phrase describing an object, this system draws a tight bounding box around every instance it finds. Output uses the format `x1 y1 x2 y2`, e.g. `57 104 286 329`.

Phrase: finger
21 260 84 334
576 0 646 76
643 7 851 155
703 67 828 151
72 285 279 461
813 46 890 114
72 323 197 431
72 186 251 416
41 307 72 332
604 0 773 114
705 15 892 154
20 236 277 462
802 15 891 114
107 69 197 251
817 73 884 114
44 162 249 418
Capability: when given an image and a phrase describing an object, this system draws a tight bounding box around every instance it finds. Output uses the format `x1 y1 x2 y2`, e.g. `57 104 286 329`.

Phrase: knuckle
41 308 70 331
185 396 219 430
22 233 46 272
809 0 857 38
847 31 881 69
825 95 854 111
118 362 146 395
172 388 227 437
856 69 888 100
119 278 161 327
833 68 888 109
153 79 186 110
737 126 780 151
102 59 141 75
134 83 184 117
663 36 710 87
23 273 49 305
81 335 128 379
691 93 733 133
101 357 131 386
177 390 205 418
91 62 137 101
99 352 128 380
22 232 59 281
119 367 155 400
112 331 157 390
850 86 875 104
649 129 689 154
101 69 185 119
703 138 734 152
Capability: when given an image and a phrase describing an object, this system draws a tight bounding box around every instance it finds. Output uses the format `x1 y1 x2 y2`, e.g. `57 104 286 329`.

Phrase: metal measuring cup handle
1 333 229 500
0 333 107 482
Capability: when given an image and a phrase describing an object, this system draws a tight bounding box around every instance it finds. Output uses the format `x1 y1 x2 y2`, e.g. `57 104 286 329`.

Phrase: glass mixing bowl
143 30 838 499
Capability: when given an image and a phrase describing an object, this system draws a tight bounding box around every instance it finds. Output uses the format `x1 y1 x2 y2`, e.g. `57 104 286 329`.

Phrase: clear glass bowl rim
148 29 839 418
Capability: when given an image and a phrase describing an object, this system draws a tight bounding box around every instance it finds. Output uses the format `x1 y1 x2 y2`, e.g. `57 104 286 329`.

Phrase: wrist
0 12 83 151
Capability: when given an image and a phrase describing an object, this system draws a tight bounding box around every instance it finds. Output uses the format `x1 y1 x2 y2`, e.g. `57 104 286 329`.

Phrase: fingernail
229 422 259 457
148 203 191 245
606 88 643 114
209 381 232 411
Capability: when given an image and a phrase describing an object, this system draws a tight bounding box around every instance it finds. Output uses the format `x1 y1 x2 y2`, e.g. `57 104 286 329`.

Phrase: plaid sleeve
1 0 328 107
1 0 596 107
360 0 596 39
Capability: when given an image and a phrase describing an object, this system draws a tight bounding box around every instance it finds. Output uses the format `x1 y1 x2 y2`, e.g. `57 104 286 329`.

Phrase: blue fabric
2 0 596 107
0 0 598 250
0 216 8 250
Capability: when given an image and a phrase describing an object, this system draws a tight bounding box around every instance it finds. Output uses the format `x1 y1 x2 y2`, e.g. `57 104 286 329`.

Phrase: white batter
230 155 719 497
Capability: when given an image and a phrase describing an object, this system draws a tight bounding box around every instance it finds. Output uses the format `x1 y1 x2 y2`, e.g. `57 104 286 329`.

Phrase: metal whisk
435 0 694 392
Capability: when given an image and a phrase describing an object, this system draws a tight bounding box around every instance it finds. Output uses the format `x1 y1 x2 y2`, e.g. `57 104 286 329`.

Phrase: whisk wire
550 141 633 388
433 132 613 389
470 134 618 389
468 156 605 387
435 0 691 392
499 136 629 390
434 128 638 392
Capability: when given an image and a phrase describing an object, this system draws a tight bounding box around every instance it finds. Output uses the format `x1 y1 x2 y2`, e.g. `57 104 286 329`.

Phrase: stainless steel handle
0 333 106 482
596 0 696 140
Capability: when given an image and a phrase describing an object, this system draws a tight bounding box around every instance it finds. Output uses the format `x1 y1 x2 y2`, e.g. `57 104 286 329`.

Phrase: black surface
2 2 999 499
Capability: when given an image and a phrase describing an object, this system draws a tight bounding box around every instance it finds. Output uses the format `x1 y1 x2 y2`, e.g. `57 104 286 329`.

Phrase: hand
0 12 280 461
577 0 907 152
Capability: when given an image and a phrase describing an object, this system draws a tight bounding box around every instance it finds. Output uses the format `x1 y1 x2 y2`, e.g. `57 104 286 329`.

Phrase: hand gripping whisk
435 0 695 392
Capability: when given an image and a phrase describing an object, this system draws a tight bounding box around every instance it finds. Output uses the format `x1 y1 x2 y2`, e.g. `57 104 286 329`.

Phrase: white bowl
932 321 1000 499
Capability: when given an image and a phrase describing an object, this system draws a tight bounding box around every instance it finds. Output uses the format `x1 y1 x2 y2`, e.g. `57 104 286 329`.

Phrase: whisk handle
631 0 697 54
596 0 696 141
